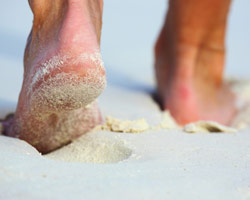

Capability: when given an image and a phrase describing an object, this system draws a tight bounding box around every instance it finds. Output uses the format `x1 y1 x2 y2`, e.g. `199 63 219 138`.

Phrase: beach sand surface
0 0 250 199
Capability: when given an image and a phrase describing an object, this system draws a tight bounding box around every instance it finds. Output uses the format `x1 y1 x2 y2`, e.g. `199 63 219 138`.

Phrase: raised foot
3 0 106 153
5 52 106 154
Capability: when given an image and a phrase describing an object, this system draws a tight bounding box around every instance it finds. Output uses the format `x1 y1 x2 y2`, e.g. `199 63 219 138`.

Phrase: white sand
44 79 250 164
1 79 250 200
1 0 250 199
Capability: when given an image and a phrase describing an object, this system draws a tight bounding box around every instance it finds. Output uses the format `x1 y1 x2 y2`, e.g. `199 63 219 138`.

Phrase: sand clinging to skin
29 51 105 94
30 71 105 112
28 51 106 112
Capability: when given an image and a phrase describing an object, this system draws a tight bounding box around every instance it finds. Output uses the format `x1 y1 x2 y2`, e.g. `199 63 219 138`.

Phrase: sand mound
46 131 132 163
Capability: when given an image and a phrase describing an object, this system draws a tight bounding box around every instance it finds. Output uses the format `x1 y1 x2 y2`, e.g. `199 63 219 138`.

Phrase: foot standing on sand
155 0 236 125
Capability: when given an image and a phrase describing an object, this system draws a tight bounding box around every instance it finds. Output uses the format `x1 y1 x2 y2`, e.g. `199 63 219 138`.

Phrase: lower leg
155 0 236 125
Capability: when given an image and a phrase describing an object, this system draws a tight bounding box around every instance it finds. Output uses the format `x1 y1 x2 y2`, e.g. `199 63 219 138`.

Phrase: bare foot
3 0 106 153
155 0 236 125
